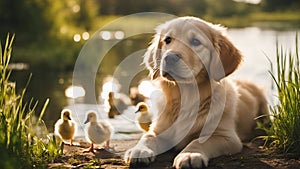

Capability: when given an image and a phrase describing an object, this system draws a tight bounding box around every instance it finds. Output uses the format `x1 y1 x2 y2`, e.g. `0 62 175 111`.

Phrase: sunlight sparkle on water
65 86 85 99
73 34 81 42
100 31 112 40
138 80 157 98
115 31 125 39
101 81 121 100
82 32 90 40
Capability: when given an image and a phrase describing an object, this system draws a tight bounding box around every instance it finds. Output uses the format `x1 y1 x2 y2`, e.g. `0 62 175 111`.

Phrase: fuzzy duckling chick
130 87 146 105
84 111 112 153
108 92 128 118
54 109 77 145
135 102 153 132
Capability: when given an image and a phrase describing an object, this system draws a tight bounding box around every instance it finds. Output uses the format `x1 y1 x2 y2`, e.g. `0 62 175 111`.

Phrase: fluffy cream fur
124 16 269 169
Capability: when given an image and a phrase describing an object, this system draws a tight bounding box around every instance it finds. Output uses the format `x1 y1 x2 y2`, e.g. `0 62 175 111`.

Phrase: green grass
262 34 300 155
0 35 63 168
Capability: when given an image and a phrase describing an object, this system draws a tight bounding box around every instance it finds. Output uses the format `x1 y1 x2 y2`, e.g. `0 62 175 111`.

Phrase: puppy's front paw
173 152 208 169
124 146 155 167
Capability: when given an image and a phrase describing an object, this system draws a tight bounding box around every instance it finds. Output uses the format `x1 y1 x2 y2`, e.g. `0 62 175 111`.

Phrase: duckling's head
84 111 97 124
108 92 114 99
135 102 149 114
61 109 72 121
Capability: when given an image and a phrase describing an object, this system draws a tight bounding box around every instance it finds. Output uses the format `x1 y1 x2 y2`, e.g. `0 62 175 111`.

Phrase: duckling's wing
94 123 104 134
115 98 127 112
98 121 113 136
70 120 77 135
54 119 63 136
146 113 153 121
86 123 102 143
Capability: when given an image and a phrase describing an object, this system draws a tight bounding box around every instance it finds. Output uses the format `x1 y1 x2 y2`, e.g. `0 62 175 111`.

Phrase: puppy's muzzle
162 53 180 72
165 53 180 64
162 53 181 79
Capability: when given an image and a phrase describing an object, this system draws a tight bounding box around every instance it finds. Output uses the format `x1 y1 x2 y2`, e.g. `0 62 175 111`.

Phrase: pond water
10 24 300 140
229 27 299 103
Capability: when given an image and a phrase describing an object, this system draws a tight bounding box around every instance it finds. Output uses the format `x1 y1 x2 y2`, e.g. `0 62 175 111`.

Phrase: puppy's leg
173 133 242 169
124 133 158 167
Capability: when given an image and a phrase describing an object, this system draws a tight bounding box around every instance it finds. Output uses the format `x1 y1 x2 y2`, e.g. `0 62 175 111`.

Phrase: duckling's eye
190 38 201 46
164 36 172 45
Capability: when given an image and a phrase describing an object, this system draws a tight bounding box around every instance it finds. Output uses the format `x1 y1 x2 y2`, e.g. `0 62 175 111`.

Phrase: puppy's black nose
164 53 180 64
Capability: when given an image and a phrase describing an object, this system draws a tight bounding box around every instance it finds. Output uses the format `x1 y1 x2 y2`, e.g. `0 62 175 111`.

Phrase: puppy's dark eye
190 38 201 46
164 36 172 45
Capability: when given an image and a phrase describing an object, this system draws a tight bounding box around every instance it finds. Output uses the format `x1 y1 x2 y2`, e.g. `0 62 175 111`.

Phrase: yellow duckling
54 109 77 145
135 102 153 132
84 111 112 153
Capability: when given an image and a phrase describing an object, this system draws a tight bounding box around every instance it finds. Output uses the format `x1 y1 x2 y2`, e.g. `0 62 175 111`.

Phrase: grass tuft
262 33 300 155
0 34 63 168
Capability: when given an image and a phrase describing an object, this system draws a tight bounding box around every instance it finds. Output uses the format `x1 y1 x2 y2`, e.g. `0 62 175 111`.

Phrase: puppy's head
144 16 242 83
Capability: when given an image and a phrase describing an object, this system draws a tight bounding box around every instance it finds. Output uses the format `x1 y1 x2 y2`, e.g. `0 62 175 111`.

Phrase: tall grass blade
263 34 300 156
0 35 60 168
38 98 49 123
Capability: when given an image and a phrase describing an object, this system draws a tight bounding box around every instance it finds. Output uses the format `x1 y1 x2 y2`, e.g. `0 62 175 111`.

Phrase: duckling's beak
134 110 139 114
84 118 89 124
66 115 72 120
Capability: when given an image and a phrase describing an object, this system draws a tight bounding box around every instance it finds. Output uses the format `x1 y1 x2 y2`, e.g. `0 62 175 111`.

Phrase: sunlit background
1 0 299 137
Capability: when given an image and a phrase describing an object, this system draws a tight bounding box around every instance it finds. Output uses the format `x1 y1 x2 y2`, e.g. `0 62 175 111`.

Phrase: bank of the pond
48 139 300 169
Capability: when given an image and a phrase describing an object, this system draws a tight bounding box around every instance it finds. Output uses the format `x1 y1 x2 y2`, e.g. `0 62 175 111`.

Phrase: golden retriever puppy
124 16 269 168
234 80 269 141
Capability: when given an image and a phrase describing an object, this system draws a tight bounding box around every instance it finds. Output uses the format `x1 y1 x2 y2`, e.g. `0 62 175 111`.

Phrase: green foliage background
0 0 299 71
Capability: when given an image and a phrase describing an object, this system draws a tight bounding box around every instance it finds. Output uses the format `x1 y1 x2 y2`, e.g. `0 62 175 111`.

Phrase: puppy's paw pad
173 152 208 169
124 147 155 167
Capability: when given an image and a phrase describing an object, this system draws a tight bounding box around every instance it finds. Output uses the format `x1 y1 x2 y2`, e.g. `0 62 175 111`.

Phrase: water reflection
228 27 300 106
10 70 70 131
65 85 86 99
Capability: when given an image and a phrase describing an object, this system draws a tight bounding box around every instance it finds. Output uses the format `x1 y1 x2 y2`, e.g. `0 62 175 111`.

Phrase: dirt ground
48 139 300 169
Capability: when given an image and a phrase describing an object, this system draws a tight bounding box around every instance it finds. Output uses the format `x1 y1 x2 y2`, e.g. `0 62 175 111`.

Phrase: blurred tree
189 0 207 16
205 0 235 17
0 0 100 43
98 0 207 16
76 0 99 31
166 0 207 16
260 0 300 11
97 0 259 18
205 0 257 17
0 0 100 70
0 0 53 43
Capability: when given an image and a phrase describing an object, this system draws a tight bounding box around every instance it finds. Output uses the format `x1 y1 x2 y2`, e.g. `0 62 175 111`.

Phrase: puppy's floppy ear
210 32 242 81
143 32 162 80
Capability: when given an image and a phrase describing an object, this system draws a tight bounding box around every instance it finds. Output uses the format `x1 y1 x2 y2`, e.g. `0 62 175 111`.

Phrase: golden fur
125 16 269 168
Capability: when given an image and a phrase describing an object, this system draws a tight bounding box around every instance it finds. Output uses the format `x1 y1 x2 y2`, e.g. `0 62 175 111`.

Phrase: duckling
107 92 128 118
84 111 112 153
135 102 153 132
54 109 77 145
130 87 146 105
